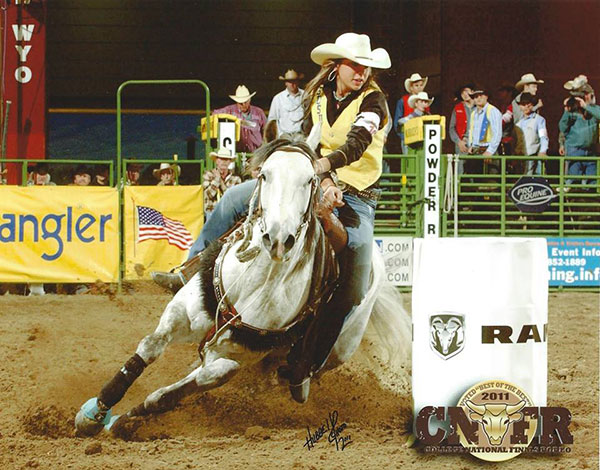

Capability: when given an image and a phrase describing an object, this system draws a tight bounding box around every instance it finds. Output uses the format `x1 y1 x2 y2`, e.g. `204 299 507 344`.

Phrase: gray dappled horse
75 127 410 437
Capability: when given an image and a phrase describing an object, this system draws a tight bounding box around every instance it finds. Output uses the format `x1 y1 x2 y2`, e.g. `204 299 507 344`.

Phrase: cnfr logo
429 313 464 360
415 380 574 462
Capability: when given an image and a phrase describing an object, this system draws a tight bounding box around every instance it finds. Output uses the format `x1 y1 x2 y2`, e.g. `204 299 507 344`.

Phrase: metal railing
373 153 599 237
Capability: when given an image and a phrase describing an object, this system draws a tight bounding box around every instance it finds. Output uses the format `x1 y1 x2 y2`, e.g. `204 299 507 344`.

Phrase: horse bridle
254 146 320 242
199 146 328 358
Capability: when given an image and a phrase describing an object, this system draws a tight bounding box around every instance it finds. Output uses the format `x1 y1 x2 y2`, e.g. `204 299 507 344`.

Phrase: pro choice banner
0 186 119 282
123 186 203 280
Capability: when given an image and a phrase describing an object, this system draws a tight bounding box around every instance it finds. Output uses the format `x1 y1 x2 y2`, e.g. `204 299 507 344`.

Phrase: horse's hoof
74 397 112 437
289 378 310 404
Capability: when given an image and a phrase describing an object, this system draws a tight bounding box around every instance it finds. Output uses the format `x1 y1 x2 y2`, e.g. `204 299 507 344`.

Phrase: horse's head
251 135 320 262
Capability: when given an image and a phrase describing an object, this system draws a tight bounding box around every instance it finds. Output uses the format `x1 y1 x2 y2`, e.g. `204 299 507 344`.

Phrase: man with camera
559 83 600 188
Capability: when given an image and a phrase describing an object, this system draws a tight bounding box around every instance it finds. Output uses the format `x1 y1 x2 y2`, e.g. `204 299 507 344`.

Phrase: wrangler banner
123 186 203 280
0 186 119 282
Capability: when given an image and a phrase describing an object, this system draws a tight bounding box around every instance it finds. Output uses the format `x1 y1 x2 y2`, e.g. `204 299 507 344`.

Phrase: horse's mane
247 137 318 175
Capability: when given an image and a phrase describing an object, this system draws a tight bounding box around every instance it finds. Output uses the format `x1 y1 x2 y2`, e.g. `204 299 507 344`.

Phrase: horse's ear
263 120 278 143
305 122 322 151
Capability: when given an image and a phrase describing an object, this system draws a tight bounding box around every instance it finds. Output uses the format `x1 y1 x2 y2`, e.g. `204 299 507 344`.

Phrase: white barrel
412 237 548 420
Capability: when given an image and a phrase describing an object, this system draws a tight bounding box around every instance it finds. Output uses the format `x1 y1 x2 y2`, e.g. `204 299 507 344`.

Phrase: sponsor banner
547 237 600 287
123 186 203 280
374 236 413 286
411 238 548 431
417 379 573 462
0 186 119 282
508 176 557 213
4 1 47 183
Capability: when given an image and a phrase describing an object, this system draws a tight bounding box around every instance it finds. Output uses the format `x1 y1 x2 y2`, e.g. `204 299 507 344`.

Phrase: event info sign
546 237 600 287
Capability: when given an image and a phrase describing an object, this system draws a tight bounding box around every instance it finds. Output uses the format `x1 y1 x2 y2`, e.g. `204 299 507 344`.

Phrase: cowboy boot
286 306 347 403
151 253 203 293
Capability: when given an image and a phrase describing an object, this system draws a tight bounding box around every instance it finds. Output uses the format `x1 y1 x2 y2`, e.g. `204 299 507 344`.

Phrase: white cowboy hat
564 74 588 90
210 148 237 160
310 32 391 69
408 91 434 109
152 162 181 179
278 69 304 81
515 73 544 91
404 73 428 93
229 85 256 103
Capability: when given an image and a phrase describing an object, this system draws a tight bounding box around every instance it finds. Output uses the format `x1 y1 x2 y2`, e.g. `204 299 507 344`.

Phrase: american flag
137 205 193 250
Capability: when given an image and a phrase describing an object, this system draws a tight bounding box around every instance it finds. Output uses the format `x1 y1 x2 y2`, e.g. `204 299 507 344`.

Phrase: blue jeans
330 193 376 321
565 147 596 186
187 179 256 259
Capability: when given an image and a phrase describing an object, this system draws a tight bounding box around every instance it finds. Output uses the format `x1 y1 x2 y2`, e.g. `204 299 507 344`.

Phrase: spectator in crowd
214 85 267 153
203 148 242 219
559 83 600 188
397 91 433 141
465 88 502 175
514 92 549 175
504 74 544 125
153 162 180 186
70 165 92 186
93 165 110 186
559 74 590 156
449 83 475 173
267 69 304 138
27 163 56 186
126 162 143 186
0 167 7 185
394 73 429 153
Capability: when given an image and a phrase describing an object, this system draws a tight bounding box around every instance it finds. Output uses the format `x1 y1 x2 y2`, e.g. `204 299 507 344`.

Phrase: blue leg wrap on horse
98 354 146 408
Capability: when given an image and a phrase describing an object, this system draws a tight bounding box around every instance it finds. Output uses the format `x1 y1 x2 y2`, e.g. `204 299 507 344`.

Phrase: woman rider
152 32 391 401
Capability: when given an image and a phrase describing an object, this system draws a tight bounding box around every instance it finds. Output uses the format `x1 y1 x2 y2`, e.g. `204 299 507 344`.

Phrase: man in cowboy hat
267 69 305 138
464 87 503 175
70 164 92 186
393 72 430 153
514 92 549 175
504 73 544 125
396 91 434 147
126 161 144 186
559 81 600 187
213 85 267 153
203 148 242 218
27 162 56 186
153 162 181 186
449 83 476 167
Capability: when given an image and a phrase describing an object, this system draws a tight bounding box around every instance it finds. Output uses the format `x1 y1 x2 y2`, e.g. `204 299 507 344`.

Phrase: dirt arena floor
0 284 597 470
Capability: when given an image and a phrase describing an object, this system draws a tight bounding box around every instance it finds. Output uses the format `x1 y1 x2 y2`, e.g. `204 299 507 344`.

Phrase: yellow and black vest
311 86 386 191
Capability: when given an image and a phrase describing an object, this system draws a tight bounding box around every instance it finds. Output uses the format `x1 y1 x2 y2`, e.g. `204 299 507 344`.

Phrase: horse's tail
359 252 412 388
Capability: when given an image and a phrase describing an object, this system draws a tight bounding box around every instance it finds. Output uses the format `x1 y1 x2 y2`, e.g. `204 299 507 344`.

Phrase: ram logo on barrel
465 400 526 446
429 314 465 360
